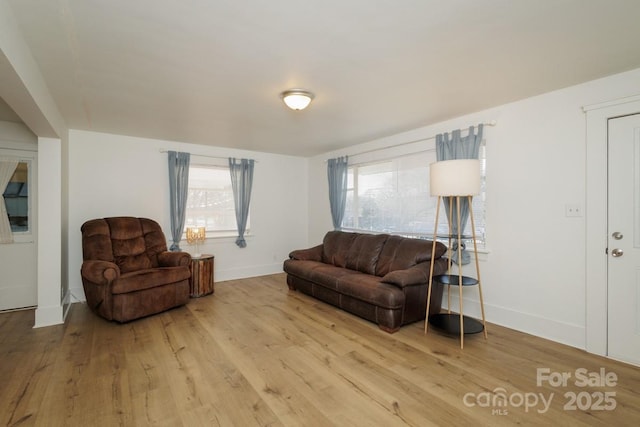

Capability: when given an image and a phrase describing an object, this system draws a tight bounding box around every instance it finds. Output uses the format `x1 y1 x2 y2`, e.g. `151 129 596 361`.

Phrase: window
184 164 248 236
2 160 31 233
343 144 486 248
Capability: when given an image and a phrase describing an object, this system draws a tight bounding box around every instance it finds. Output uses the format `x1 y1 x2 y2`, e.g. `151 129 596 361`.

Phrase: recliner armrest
289 244 323 261
81 260 120 285
380 262 430 288
158 251 191 267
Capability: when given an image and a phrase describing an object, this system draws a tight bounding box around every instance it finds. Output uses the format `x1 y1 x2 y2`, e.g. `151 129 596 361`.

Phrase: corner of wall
34 304 63 328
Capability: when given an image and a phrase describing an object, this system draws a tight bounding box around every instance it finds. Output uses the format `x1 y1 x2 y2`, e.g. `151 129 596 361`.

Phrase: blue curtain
168 151 190 251
327 156 349 230
229 157 255 248
435 124 483 264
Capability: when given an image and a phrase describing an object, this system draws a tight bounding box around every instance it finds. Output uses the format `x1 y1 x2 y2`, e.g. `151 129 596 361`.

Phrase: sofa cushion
112 266 191 294
308 265 360 290
115 251 152 274
336 273 405 309
284 260 359 290
375 235 446 276
322 231 359 268
345 233 388 275
283 259 325 279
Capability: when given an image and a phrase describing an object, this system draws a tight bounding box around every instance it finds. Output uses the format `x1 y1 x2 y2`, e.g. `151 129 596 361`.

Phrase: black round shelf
434 274 478 286
429 313 484 335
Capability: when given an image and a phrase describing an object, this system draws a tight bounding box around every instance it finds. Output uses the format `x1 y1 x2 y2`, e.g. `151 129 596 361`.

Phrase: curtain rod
159 149 257 162
327 120 497 161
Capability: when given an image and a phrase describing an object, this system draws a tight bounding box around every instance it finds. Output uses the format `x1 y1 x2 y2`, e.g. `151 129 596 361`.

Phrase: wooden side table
189 254 214 297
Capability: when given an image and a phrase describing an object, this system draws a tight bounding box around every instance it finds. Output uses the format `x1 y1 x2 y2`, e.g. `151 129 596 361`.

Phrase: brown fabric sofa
283 231 448 333
81 217 191 322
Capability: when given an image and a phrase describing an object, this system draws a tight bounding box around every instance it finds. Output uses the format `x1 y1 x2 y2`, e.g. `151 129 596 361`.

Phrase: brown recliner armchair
81 217 191 322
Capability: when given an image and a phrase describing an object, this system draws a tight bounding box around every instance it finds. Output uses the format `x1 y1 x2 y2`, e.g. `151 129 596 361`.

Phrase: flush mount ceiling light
280 89 314 110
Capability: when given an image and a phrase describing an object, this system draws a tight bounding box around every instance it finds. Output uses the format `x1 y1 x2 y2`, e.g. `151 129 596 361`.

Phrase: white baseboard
69 286 86 302
34 304 64 328
62 289 73 320
215 262 284 282
443 294 585 350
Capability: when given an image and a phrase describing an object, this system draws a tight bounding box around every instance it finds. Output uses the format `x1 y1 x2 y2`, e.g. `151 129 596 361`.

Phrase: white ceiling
6 0 640 156
0 96 22 124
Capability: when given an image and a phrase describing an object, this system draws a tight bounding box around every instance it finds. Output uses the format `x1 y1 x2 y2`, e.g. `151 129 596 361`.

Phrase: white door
0 149 37 311
608 113 640 366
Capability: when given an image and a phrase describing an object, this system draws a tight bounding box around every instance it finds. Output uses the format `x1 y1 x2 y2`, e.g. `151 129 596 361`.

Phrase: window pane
357 162 394 231
343 168 356 228
185 165 248 233
342 145 486 248
2 161 29 232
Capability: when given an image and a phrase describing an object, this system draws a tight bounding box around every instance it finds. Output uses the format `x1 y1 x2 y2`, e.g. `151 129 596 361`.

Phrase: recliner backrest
81 217 169 273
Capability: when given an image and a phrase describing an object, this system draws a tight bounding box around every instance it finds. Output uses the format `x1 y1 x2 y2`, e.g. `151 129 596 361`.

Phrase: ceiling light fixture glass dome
281 89 314 110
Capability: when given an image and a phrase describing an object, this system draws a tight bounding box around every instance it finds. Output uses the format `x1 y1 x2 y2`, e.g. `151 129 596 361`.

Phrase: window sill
466 247 490 262
206 232 253 241
181 232 253 242
9 233 34 244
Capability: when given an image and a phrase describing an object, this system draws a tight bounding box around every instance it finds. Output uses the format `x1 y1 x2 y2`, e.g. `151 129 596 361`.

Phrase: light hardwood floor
1 273 639 426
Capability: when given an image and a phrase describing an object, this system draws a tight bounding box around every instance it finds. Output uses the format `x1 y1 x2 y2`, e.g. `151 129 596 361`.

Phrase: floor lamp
424 159 487 349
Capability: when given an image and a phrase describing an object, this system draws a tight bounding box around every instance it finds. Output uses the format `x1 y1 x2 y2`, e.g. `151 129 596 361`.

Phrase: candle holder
186 226 206 258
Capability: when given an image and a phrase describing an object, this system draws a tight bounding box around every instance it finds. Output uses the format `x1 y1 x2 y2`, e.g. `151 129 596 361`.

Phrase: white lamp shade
281 90 314 110
430 159 481 196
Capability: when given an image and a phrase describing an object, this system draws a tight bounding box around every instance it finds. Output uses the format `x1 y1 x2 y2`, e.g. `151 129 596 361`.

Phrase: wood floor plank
0 311 66 427
190 292 339 426
1 273 639 426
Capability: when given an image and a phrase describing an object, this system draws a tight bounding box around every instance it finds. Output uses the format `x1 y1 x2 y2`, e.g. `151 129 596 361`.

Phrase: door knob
612 232 624 240
611 248 624 257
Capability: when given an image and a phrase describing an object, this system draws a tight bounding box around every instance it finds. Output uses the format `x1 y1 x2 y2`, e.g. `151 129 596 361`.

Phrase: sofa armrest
158 251 192 267
289 244 323 262
81 260 120 285
380 262 431 288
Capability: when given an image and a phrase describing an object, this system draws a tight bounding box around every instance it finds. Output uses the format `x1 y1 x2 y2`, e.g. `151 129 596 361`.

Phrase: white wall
308 67 640 350
67 130 308 301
